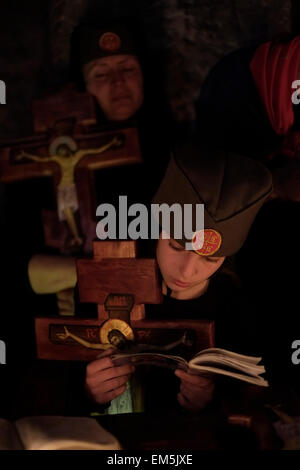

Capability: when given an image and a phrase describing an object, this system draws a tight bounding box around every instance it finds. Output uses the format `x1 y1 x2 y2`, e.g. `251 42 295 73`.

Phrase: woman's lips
112 94 131 103
172 279 190 288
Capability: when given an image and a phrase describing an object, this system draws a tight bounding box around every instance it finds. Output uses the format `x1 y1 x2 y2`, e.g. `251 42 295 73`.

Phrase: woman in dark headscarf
70 19 172 207
196 34 300 201
85 140 272 414
196 36 300 395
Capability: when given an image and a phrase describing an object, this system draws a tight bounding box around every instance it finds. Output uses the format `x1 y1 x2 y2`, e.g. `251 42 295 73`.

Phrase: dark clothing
236 198 300 393
93 113 171 214
195 43 300 398
92 75 174 210
147 274 262 355
195 46 283 161
139 273 265 414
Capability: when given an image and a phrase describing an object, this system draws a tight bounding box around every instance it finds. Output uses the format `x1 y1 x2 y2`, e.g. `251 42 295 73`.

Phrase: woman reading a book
85 140 273 413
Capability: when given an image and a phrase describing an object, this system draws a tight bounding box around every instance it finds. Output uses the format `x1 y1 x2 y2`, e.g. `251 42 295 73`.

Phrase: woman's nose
111 70 125 85
179 254 198 279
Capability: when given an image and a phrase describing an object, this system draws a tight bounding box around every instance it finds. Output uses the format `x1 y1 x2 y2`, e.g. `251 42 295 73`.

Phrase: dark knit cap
152 141 273 256
72 22 140 71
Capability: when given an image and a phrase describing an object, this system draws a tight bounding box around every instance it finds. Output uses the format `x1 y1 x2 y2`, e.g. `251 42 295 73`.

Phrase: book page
0 418 24 450
193 348 262 365
189 355 265 377
112 352 188 370
188 364 269 386
15 416 122 450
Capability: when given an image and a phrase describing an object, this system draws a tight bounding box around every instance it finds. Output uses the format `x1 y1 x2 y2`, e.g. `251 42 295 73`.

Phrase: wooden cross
0 84 142 253
35 240 214 361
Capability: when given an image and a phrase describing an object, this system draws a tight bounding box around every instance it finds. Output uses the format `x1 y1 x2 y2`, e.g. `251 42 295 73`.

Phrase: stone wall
0 0 294 138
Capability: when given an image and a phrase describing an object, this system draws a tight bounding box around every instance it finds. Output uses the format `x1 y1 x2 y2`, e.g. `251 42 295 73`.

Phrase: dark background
0 0 300 419
0 0 296 139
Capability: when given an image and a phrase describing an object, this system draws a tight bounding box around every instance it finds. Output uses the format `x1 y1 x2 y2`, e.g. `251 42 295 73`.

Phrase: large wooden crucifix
35 240 214 361
0 84 142 253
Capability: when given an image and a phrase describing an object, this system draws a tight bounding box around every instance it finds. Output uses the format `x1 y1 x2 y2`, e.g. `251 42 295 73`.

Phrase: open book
0 416 122 450
111 348 269 387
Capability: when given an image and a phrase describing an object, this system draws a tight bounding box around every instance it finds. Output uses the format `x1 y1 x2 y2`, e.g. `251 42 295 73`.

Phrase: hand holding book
85 348 135 406
111 348 269 387
174 368 215 411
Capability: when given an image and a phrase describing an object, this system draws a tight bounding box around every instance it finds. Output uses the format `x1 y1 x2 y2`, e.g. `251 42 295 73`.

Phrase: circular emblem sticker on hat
192 229 222 256
99 32 121 52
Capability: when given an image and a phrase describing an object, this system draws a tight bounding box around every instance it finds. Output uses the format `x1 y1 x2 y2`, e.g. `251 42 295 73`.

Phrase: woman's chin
110 103 138 121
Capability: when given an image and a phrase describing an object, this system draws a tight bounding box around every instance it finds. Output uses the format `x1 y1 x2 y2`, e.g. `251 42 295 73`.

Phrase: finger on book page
86 356 115 375
100 375 132 393
101 364 135 382
177 392 194 411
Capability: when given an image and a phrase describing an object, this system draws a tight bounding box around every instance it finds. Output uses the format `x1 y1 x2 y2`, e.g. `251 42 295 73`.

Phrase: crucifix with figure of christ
0 84 142 253
35 240 214 362
15 134 124 247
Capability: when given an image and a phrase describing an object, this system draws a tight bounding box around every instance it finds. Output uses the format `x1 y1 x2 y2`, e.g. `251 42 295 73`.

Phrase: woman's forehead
163 237 225 261
84 54 140 73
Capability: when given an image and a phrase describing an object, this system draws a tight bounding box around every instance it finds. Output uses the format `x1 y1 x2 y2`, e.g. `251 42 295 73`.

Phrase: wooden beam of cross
0 84 142 253
0 83 97 184
35 240 214 361
73 127 141 253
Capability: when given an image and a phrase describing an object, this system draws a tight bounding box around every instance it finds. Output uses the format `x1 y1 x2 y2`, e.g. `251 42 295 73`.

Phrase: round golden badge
99 318 134 347
192 229 222 256
99 32 121 52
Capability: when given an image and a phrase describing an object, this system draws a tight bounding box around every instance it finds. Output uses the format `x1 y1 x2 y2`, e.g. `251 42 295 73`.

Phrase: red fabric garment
250 37 300 201
250 36 300 137
278 130 300 159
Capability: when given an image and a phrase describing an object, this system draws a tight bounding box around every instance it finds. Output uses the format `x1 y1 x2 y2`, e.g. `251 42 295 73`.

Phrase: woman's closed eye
118 67 137 76
169 241 184 252
94 73 108 80
88 67 109 79
205 257 221 263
